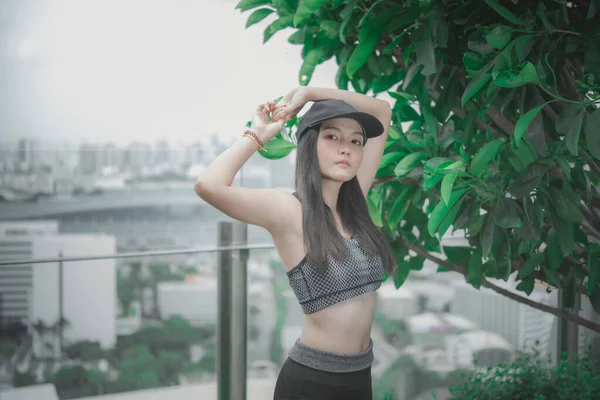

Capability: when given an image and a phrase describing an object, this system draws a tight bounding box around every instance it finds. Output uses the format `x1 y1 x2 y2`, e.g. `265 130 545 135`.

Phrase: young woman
194 86 395 400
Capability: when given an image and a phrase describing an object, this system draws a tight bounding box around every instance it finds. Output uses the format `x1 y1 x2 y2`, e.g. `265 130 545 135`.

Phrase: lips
336 160 351 167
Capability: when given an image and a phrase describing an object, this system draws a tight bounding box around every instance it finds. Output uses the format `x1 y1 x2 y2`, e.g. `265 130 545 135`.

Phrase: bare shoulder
194 183 301 233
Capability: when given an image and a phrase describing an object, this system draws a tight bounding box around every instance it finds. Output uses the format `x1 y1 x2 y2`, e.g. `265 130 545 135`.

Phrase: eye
352 140 363 146
326 134 338 140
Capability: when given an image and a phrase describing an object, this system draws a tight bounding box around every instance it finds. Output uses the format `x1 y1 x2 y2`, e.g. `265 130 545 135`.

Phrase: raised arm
274 87 391 197
194 102 294 233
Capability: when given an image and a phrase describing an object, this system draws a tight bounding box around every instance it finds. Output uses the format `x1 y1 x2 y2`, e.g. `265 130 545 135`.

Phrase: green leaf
383 32 408 55
380 152 405 169
264 15 294 43
517 252 544 280
416 24 437 76
584 108 600 159
506 138 536 172
346 8 402 78
567 110 585 157
546 229 563 270
299 47 325 85
394 104 421 121
293 0 329 27
387 187 414 230
494 62 538 88
427 189 467 237
388 125 402 139
514 35 535 62
548 210 575 256
366 193 383 228
444 246 471 265
441 171 458 205
467 248 483 289
542 266 561 288
587 248 600 296
514 103 546 146
481 215 496 258
536 54 557 87
485 25 512 49
388 91 416 102
463 52 489 71
461 72 492 107
519 62 539 82
484 0 524 25
510 164 545 198
393 256 410 288
470 139 503 176
423 174 444 191
246 8 275 28
493 198 522 229
259 138 296 159
548 186 583 223
516 277 535 295
394 152 428 177
288 29 306 44
557 104 585 156
320 20 341 39
589 0 600 19
589 292 600 315
389 245 409 287
236 0 271 12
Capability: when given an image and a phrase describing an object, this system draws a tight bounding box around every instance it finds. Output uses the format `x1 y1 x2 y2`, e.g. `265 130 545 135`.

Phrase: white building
447 330 514 368
30 234 117 358
0 221 60 322
0 221 117 358
157 275 217 326
450 277 558 362
376 282 418 321
0 220 59 237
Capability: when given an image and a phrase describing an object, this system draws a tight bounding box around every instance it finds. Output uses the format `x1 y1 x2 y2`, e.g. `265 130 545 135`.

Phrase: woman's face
316 118 364 182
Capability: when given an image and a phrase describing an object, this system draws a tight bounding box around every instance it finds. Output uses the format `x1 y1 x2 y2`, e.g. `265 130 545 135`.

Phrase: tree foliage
237 0 600 332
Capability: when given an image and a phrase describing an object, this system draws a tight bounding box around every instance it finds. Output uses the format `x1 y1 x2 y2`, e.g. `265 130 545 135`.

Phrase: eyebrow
322 126 364 137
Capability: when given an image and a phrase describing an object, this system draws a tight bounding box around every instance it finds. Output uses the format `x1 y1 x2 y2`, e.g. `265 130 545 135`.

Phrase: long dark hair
294 127 395 274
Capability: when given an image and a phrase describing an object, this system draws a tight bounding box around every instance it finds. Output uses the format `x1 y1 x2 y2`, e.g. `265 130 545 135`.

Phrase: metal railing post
217 222 233 400
217 221 248 400
230 221 248 400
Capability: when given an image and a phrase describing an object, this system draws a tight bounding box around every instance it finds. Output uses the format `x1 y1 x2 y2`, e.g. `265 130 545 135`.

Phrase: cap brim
295 109 385 143
333 111 385 139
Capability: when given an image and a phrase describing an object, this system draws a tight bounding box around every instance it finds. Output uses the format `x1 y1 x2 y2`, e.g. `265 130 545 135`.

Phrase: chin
322 171 356 183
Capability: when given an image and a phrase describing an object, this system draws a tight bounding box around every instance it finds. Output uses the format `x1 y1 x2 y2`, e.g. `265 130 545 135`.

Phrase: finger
272 109 281 121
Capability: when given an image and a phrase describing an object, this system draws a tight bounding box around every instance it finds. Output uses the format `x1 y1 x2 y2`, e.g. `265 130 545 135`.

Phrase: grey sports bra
287 192 385 314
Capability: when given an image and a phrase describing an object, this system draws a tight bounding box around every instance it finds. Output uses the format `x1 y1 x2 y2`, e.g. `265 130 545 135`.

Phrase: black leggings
273 357 372 400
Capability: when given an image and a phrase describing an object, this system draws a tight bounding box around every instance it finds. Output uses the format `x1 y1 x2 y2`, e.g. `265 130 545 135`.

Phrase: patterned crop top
286 194 385 314
287 237 385 314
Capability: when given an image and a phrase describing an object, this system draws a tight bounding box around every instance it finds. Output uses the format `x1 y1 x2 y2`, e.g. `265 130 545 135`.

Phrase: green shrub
449 350 600 400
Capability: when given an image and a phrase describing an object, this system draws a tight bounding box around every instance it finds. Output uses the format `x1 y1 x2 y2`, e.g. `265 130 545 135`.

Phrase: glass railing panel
0 246 277 400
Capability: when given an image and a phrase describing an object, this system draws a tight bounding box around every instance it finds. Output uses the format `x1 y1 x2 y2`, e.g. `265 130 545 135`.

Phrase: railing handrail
0 242 276 266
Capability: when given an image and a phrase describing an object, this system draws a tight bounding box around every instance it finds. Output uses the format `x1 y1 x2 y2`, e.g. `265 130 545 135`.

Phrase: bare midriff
299 291 376 354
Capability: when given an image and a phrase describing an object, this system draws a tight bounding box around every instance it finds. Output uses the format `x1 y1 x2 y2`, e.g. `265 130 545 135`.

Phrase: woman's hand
250 101 286 143
273 87 312 123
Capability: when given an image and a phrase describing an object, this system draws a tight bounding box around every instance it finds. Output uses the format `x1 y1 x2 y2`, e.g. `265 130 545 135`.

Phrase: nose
338 144 350 156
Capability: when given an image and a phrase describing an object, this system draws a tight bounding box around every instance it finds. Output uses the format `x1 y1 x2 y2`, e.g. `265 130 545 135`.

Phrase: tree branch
396 237 600 334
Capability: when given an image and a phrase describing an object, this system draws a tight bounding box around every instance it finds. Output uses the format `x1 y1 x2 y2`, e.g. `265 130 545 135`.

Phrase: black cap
295 99 384 144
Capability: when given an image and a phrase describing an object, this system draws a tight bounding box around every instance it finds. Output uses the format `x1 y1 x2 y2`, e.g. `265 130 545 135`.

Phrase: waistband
288 339 374 373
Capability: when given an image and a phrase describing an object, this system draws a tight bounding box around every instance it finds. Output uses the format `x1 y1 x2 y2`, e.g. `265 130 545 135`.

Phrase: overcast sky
0 0 346 147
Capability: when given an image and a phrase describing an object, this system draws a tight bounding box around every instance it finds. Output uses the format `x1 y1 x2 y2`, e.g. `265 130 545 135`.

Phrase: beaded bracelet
243 130 266 152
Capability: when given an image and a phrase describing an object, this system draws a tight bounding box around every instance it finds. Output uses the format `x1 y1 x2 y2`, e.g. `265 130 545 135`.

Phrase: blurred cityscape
1 137 598 400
